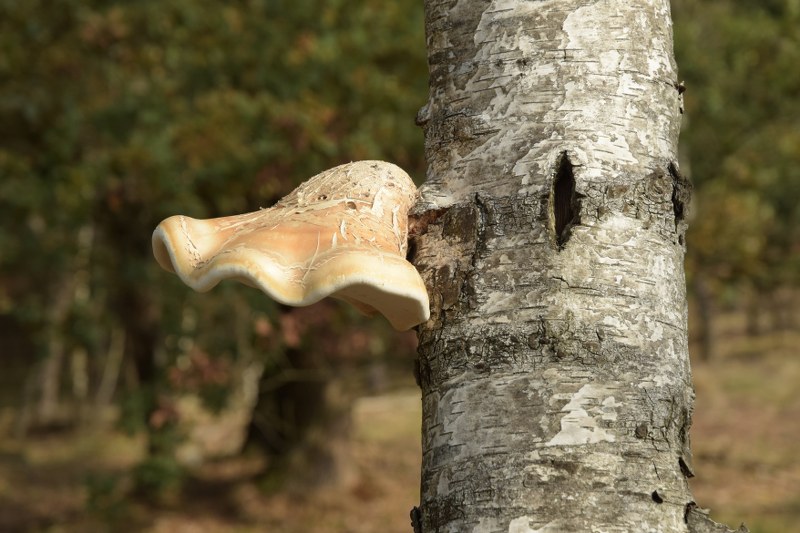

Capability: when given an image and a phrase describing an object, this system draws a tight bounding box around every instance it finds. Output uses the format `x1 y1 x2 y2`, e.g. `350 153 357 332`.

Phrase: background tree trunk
410 1 735 530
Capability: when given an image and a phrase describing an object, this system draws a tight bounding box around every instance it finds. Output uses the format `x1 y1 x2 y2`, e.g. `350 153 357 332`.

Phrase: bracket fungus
152 160 430 331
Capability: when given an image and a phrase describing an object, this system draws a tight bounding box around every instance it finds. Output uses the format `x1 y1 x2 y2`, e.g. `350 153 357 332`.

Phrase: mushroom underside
153 223 429 331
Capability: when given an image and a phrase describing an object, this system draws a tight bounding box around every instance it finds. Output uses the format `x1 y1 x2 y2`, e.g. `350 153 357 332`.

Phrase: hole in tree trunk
552 152 580 249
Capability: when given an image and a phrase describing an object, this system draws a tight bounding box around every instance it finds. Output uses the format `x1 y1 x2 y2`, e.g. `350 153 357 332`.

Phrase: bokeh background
0 1 797 531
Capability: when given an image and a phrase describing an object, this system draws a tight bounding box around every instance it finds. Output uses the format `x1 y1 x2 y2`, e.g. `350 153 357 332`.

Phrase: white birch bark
410 1 741 531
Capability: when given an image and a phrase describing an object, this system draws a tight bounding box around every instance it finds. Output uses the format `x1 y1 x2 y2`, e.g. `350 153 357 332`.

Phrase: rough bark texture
411 1 708 531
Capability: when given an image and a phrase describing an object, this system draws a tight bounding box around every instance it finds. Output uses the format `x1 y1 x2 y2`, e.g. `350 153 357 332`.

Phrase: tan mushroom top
152 160 430 331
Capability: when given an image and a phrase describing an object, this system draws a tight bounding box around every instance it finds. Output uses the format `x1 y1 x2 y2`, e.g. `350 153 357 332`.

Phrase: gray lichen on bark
410 1 737 531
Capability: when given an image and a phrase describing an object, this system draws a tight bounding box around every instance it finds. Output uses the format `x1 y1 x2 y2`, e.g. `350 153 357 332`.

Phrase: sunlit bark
409 1 737 531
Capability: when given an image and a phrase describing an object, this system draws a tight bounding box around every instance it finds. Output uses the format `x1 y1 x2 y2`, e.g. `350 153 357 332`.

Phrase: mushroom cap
152 161 430 331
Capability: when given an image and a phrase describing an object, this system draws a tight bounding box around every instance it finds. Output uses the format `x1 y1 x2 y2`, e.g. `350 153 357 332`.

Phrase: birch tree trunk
410 1 738 531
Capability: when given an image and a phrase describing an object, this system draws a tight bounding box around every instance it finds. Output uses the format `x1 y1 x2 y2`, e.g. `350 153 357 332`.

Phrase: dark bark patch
409 206 449 238
679 456 695 478
406 238 418 263
549 459 579 475
410 506 423 533
437 264 461 310
442 203 478 240
422 495 464 532
669 162 692 237
527 333 539 349
684 501 697 524
678 405 693 468
652 490 664 504
635 422 649 439
426 111 494 157
551 152 581 249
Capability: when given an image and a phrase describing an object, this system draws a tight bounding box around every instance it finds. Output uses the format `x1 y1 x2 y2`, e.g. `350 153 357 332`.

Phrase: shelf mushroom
152 160 430 331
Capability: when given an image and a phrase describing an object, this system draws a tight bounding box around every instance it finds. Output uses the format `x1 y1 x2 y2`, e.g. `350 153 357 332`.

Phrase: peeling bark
411 1 739 531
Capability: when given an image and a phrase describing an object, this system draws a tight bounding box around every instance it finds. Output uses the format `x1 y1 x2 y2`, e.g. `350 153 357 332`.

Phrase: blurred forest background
0 0 797 531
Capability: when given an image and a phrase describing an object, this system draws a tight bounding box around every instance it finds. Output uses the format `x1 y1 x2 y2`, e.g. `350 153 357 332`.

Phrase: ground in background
0 310 796 532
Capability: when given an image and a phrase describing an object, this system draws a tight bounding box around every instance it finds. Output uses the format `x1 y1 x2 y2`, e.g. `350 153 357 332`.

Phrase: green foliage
85 471 130 522
132 453 186 501
118 386 156 435
673 0 800 292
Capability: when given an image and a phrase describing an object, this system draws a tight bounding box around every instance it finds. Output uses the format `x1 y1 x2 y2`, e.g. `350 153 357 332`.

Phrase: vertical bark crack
669 162 692 244
552 152 581 249
472 192 488 269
